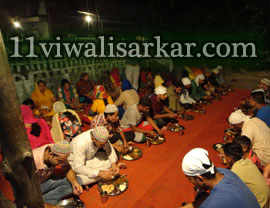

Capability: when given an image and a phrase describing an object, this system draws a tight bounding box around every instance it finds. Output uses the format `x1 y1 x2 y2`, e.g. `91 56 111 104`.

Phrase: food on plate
101 184 115 193
123 155 133 160
119 183 127 191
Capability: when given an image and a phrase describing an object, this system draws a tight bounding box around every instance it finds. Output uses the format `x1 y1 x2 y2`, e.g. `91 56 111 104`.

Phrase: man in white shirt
228 109 270 166
180 77 197 110
68 126 122 185
121 96 164 142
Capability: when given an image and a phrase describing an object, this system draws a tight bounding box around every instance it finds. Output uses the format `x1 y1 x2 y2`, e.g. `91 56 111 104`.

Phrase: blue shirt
200 168 260 208
256 105 270 127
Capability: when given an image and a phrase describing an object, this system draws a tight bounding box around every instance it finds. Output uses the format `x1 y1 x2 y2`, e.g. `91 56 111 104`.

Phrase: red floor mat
0 89 250 207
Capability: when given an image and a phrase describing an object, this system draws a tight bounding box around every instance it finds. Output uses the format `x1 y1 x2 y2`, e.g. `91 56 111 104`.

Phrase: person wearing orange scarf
31 80 56 117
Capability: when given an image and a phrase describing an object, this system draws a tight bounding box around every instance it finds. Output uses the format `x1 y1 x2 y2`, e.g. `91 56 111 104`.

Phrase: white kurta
68 130 118 185
180 89 196 104
241 117 270 166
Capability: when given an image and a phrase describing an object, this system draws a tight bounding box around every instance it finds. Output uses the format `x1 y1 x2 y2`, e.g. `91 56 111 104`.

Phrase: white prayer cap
217 65 223 70
155 86 167 95
104 104 118 113
212 68 219 74
197 74 205 80
182 148 215 177
228 109 250 125
261 78 270 86
53 101 66 113
181 77 191 86
251 88 265 93
92 126 110 143
195 74 205 87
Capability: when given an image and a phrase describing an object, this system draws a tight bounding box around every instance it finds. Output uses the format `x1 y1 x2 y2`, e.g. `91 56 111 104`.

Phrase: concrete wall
11 58 126 103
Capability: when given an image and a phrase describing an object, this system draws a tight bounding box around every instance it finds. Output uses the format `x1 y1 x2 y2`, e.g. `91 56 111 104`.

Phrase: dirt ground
223 70 270 89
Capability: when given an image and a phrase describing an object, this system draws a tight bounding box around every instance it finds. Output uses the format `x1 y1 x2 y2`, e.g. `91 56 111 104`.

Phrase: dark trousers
109 131 135 144
155 118 171 129
181 103 193 110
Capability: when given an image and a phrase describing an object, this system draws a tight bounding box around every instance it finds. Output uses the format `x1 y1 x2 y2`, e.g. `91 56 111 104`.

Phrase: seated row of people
23 66 232 151
30 72 98 118
225 78 270 168
22 66 236 207
180 77 270 208
228 104 270 167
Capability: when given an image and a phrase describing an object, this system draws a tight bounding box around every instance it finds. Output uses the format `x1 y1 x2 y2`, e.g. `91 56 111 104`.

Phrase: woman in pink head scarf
21 105 54 149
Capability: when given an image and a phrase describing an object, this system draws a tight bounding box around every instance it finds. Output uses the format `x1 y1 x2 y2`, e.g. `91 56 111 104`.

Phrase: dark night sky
0 0 270 34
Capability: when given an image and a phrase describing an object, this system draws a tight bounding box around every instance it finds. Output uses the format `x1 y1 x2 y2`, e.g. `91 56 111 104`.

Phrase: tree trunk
0 31 44 207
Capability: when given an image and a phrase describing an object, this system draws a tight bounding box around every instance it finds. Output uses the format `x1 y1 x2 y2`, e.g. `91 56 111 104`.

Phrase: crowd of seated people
18 65 270 208
181 77 270 208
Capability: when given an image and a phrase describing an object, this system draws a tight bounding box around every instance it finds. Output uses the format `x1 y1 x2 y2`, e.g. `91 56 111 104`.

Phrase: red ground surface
0 89 250 208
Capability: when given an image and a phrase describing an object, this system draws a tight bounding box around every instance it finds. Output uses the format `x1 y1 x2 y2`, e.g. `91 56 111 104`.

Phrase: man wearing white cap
33 140 83 206
259 78 270 104
149 85 178 128
181 148 260 208
68 126 122 186
228 109 270 166
190 74 211 102
180 77 197 110
90 104 135 153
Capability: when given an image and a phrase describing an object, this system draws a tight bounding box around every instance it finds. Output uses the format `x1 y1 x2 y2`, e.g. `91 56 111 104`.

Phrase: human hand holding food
99 170 114 180
157 129 164 136
147 131 158 137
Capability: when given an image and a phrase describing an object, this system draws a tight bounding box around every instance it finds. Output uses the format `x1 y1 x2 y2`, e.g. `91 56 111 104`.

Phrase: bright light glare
13 21 21 28
85 15 92 23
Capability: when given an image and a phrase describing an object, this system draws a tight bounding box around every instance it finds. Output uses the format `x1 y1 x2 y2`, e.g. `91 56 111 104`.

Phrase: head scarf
155 86 167 95
181 77 191 86
21 105 39 124
212 65 222 74
92 85 108 100
212 68 219 74
60 80 75 104
251 89 265 93
261 78 270 86
182 148 215 176
228 109 250 125
194 74 205 87
154 75 164 88
105 104 118 113
121 79 132 91
32 82 52 105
